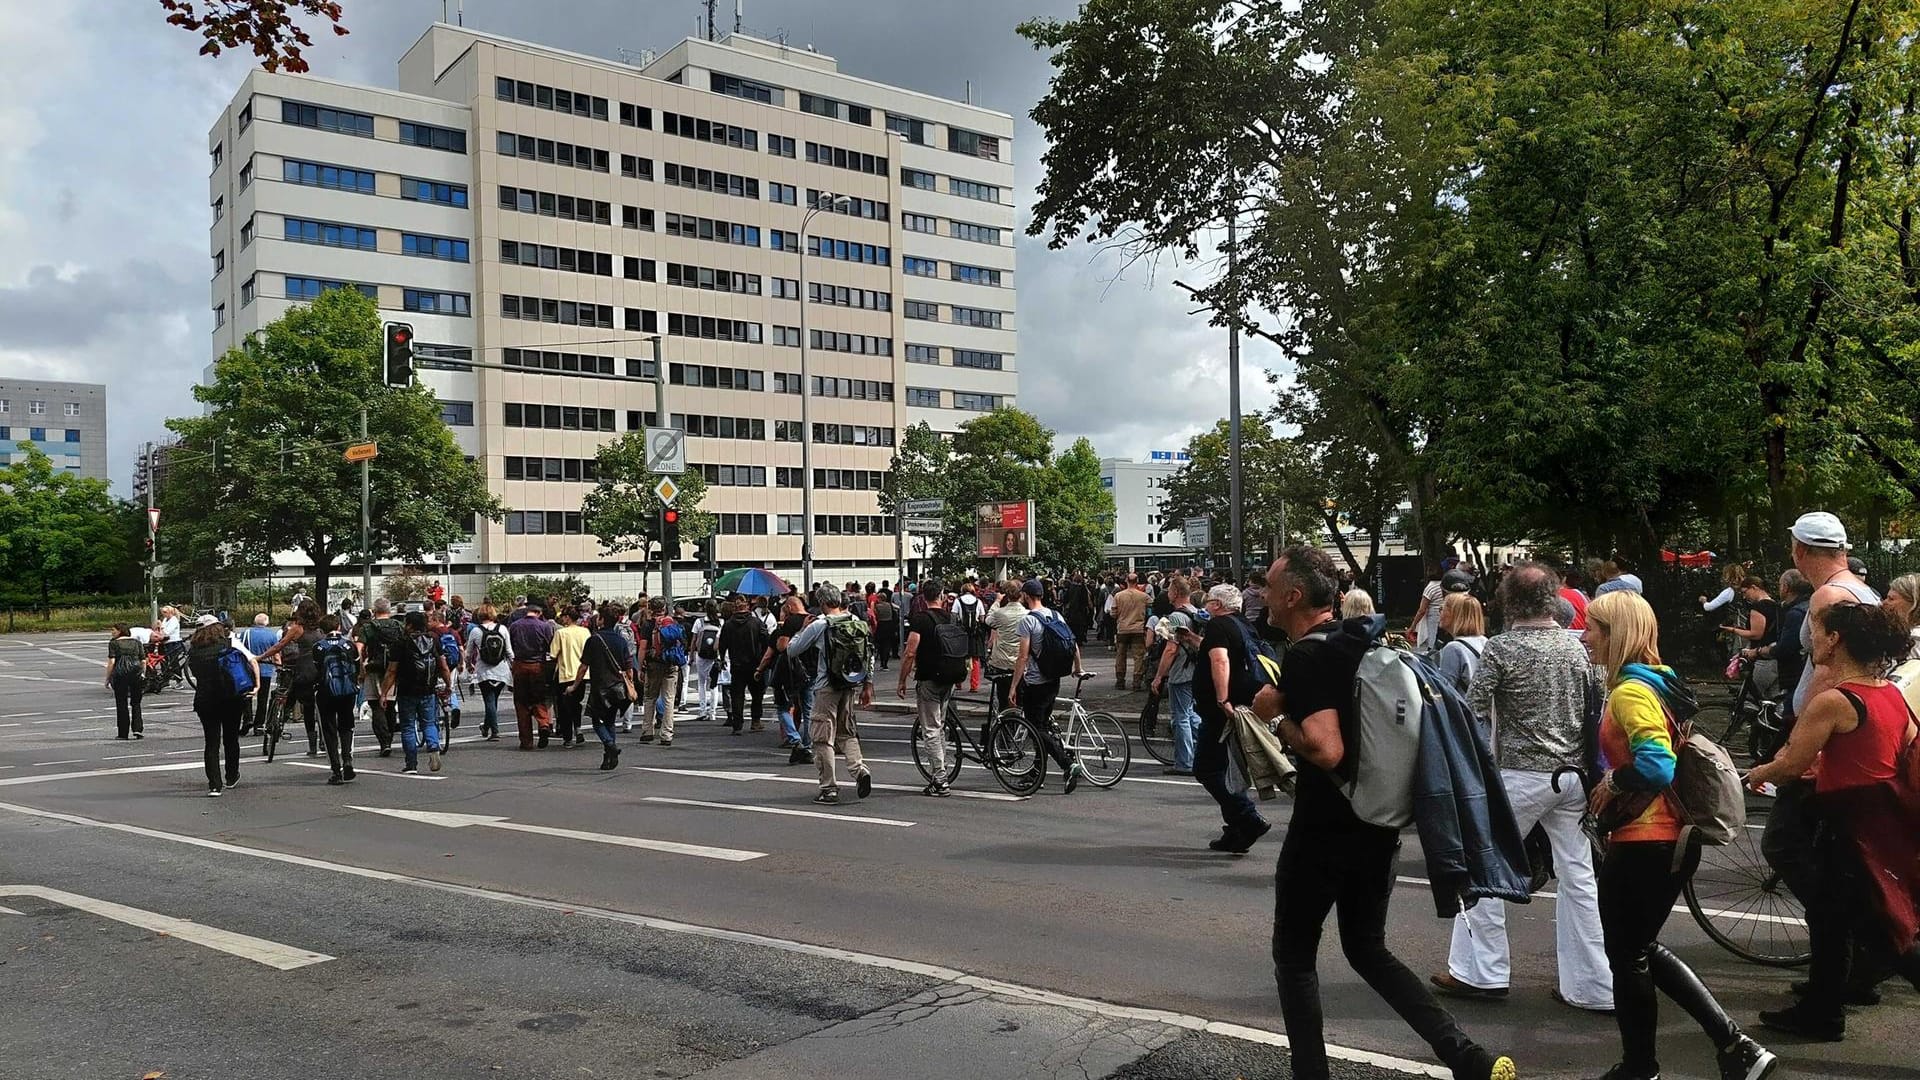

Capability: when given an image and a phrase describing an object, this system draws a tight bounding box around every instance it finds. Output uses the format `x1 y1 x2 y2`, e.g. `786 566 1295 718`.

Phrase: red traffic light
663 509 679 524
390 327 412 344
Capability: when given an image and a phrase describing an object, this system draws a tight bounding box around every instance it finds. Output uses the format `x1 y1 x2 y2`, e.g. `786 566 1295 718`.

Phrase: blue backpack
438 632 463 674
653 620 687 667
1033 610 1079 679
218 646 257 698
316 637 359 699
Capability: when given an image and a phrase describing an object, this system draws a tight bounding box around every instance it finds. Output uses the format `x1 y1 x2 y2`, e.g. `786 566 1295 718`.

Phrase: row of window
0 426 82 442
717 514 770 536
808 330 894 357
625 257 658 281
798 91 872 126
404 289 471 316
499 294 615 329
666 313 763 343
783 468 888 491
282 100 373 137
399 121 466 154
698 463 769 487
807 376 894 401
661 110 758 151
0 401 82 417
779 515 897 536
504 456 602 483
404 178 468 206
619 154 655 181
768 182 796 205
503 403 619 432
808 283 890 310
284 158 375 193
498 185 611 225
665 262 772 295
284 217 375 251
284 277 378 301
693 70 1002 164
503 348 622 377
904 345 1008 370
805 190 888 220
619 102 653 129
669 413 767 441
496 131 610 172
494 77 610 121
504 510 588 535
781 422 897 447
669 364 766 393
500 240 611 277
663 162 758 200
403 233 468 261
803 140 887 176
665 212 760 248
906 301 1010 328
711 72 780 105
805 235 890 265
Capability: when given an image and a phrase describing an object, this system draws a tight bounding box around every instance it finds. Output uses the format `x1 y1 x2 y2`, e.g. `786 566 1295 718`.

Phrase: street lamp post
797 191 849 592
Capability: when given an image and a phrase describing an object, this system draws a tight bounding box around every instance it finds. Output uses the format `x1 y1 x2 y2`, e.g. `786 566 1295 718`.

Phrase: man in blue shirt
241 614 280 736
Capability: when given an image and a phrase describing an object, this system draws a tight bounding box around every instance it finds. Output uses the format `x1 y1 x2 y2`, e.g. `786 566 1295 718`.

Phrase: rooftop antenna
735 0 743 34
965 79 973 105
704 0 717 39
456 0 464 26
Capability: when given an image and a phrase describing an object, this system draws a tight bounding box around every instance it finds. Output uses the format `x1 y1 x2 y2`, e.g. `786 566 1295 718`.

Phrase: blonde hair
1586 590 1662 680
1888 574 1920 630
1440 592 1484 637
1340 588 1375 618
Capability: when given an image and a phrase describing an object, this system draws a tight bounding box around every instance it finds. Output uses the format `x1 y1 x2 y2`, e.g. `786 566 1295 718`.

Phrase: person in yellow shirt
551 606 593 749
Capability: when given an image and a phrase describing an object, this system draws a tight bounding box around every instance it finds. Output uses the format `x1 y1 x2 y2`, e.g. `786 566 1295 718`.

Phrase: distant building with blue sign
0 379 107 482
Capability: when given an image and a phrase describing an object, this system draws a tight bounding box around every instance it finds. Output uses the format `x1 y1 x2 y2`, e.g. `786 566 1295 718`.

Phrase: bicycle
911 685 1050 796
1717 657 1788 765
995 672 1131 789
261 680 291 762
142 647 196 695
1683 792 1810 967
1137 686 1175 766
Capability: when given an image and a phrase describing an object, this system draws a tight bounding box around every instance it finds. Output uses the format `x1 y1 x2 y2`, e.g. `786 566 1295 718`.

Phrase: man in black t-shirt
760 596 815 763
899 580 959 796
1191 583 1269 852
1258 546 1513 1080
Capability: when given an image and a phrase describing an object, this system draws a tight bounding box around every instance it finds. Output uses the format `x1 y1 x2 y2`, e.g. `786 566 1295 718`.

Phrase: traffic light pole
361 407 372 610
146 441 158 623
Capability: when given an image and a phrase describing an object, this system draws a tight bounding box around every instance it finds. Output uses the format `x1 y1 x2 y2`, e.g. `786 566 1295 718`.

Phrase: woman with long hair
104 623 146 739
1883 573 1920 660
1582 591 1776 1080
1745 601 1920 1040
188 620 257 797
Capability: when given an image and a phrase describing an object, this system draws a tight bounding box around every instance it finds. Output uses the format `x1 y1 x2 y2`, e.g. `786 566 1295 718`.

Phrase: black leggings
1599 840 1737 1075
315 692 356 776
727 674 764 730
196 697 245 790
111 674 144 736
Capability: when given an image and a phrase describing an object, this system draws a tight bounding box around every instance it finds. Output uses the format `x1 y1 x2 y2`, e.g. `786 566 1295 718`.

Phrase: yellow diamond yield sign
653 476 680 505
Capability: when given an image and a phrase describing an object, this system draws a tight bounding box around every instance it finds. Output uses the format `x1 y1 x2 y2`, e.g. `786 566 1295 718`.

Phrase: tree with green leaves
162 288 501 600
880 422 954 574
1040 437 1114 572
582 431 714 562
0 445 128 612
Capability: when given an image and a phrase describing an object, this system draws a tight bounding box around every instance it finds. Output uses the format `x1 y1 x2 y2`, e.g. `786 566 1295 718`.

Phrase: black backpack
478 624 509 666
926 611 971 685
362 617 404 671
697 624 720 661
405 634 439 686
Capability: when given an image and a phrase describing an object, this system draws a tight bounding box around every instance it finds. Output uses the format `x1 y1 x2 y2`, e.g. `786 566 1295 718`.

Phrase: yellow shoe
1490 1056 1517 1080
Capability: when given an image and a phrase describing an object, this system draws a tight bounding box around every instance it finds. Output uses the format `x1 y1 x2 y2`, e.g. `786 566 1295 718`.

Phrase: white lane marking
278 760 444 781
0 723 20 728
101 753 161 761
633 766 1026 802
56 708 95 714
0 800 1446 1077
30 719 70 725
0 885 332 970
30 759 88 767
0 673 102 686
347 805 765 861
0 904 21 913
0 761 204 787
641 795 915 828
21 643 110 666
1395 875 1806 928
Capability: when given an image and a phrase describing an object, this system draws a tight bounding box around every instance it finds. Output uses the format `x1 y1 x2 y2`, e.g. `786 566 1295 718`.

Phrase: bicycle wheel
1137 694 1174 765
1683 813 1811 967
182 662 197 690
985 710 1046 796
1747 704 1785 766
910 713 963 786
1071 711 1131 787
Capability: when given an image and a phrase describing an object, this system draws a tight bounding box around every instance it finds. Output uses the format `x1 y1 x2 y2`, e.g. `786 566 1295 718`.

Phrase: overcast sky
0 0 1277 495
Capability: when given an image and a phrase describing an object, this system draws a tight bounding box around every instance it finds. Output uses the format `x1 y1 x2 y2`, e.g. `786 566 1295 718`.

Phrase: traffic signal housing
660 507 680 556
384 322 415 387
694 534 714 574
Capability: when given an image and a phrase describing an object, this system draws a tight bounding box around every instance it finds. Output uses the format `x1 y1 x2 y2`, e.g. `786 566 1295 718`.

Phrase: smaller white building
1100 455 1184 547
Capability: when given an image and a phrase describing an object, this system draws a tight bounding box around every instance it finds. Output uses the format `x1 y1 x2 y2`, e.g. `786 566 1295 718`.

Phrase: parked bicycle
142 647 195 695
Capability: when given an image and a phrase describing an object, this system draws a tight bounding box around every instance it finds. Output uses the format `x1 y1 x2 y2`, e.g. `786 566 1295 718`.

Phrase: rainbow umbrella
713 567 792 596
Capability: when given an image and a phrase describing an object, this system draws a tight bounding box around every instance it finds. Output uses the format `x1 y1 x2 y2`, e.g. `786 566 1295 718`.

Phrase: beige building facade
207 24 1016 594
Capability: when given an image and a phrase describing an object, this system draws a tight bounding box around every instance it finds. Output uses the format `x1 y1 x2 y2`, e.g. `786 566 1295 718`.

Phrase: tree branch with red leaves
158 0 348 73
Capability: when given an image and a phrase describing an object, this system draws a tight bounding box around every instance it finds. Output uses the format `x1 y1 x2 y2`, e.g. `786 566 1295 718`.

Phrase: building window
905 344 940 365
402 178 468 206
800 92 871 124
0 399 7 412
503 402 617 432
28 401 46 415
804 191 887 220
802 140 886 176
240 219 254 248
213 196 223 223
499 186 611 225
951 263 1003 287
770 325 802 347
64 429 80 443
239 160 253 189
64 402 81 418
240 275 255 306
403 233 469 261
904 300 939 321
499 78 608 120
237 102 252 131
404 289 470 316
280 100 374 137
949 177 1001 203
906 388 942 408
618 102 652 129
283 158 376 193
948 127 1001 160
495 130 609 172
211 142 222 169
664 212 759 248
807 283 890 311
767 134 795 158
901 167 936 190
955 392 1001 411
887 114 928 145
285 217 378 250
954 349 1005 370
804 235 889 265
710 72 780 105
768 182 797 205
903 212 937 233
286 277 377 301
501 294 613 328
500 241 612 278
439 400 474 426
768 229 799 252
212 250 225 276
903 256 938 277
659 111 759 151
663 162 759 199
952 306 1004 329
950 220 1002 245
214 304 226 328
29 426 46 441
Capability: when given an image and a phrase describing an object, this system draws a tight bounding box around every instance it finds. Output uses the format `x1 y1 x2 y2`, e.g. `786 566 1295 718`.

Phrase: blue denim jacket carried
1410 651 1535 918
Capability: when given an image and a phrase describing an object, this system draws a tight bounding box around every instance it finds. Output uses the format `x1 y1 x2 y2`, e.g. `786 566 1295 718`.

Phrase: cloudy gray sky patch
0 0 1278 492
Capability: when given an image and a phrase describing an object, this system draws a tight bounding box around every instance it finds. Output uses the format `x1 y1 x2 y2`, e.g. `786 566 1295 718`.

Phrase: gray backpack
1307 618 1424 830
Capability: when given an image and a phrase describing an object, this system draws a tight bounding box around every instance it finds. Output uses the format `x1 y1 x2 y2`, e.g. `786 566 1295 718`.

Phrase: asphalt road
0 631 1911 1080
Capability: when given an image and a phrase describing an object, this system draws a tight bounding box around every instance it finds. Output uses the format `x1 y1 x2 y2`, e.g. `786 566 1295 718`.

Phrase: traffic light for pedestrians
694 534 714 573
384 322 415 387
660 507 680 556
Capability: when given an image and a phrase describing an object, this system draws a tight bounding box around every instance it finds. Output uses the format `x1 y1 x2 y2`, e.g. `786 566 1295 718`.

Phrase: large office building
0 379 108 482
207 23 1016 594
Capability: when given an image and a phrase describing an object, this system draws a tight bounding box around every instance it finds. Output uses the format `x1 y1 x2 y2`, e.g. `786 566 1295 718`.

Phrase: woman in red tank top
1745 601 1920 1040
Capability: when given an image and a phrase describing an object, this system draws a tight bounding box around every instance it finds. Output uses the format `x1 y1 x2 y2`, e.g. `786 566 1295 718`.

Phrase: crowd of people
99 514 1920 1080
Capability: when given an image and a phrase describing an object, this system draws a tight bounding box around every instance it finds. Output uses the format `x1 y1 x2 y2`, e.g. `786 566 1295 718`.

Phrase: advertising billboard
975 501 1034 559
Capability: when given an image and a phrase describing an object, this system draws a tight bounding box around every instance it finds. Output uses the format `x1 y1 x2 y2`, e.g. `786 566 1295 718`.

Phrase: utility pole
1226 213 1245 587
360 407 373 607
145 441 159 623
649 335 672 609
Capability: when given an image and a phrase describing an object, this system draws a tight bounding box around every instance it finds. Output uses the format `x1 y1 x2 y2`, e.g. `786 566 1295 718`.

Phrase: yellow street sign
344 442 379 463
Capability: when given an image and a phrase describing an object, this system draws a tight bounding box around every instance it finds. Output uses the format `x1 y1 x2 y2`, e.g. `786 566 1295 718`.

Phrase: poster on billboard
975 501 1034 559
